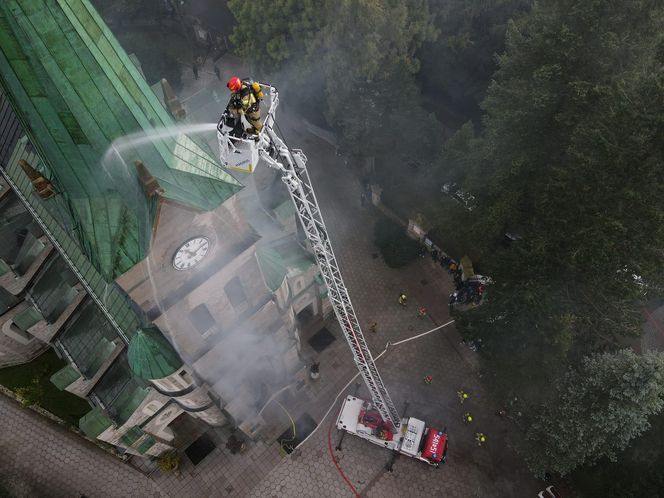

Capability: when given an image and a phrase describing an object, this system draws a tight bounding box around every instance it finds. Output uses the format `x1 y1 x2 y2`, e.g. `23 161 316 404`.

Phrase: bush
15 377 44 408
158 451 180 473
374 219 420 268
0 350 90 424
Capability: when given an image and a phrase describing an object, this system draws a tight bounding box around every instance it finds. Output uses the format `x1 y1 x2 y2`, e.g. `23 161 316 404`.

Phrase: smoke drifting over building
0 0 330 458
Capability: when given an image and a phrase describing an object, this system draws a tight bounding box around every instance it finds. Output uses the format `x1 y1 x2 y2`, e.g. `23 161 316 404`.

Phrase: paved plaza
0 394 163 498
0 58 542 498
244 110 540 498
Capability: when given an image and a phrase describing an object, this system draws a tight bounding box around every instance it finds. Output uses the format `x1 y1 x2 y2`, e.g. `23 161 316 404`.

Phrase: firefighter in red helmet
226 76 264 134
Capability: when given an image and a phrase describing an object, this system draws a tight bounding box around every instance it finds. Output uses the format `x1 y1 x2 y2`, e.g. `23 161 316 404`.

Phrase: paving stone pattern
0 394 163 498
153 429 285 498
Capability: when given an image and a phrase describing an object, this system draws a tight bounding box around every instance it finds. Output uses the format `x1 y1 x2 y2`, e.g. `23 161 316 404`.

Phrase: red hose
327 417 361 498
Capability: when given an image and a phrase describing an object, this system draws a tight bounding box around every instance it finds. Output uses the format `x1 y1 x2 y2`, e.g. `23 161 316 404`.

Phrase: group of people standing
449 278 486 307
417 246 487 308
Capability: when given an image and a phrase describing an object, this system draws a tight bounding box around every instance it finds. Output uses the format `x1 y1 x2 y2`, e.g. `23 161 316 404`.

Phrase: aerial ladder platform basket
217 84 278 173
216 83 448 469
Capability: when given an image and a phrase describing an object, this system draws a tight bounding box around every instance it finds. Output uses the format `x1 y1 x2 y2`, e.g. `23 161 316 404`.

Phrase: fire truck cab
336 395 448 467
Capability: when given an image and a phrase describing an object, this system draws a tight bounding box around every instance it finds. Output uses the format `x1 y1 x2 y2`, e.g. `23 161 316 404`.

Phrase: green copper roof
0 286 18 313
13 305 42 331
120 425 143 446
93 355 149 424
5 139 142 340
281 248 316 274
0 259 10 276
79 407 112 438
255 247 288 292
59 300 119 379
114 382 149 424
50 364 81 390
256 244 316 292
0 0 242 280
137 435 156 454
127 326 183 380
273 200 296 223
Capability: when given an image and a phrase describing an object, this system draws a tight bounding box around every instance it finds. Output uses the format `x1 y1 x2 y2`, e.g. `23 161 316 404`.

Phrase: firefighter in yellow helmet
226 76 264 134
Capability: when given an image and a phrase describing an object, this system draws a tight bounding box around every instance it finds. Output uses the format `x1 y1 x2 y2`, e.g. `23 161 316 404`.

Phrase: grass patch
0 349 90 425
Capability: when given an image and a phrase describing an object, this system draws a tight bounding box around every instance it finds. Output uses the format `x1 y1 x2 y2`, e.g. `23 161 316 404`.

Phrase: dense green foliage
374 219 420 268
228 0 664 488
451 0 664 387
15 377 44 407
524 350 664 476
573 411 664 498
0 350 90 424
448 0 664 481
229 0 442 175
421 0 531 125
228 0 322 69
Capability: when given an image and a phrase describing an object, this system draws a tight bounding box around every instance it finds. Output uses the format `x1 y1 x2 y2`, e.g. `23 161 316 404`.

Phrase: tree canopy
474 0 664 294
524 349 664 476
450 0 664 379
228 0 323 69
229 0 441 166
227 0 664 488
420 0 531 125
446 0 664 478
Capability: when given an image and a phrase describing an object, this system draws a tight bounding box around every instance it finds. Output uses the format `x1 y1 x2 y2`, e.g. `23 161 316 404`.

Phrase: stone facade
0 101 329 459
0 0 331 460
115 191 329 443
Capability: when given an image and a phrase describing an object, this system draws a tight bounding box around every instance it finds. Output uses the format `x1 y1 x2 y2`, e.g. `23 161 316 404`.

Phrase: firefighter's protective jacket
229 81 263 114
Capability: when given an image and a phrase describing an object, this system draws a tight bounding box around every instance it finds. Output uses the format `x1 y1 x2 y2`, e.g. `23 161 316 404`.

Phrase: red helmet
227 76 242 92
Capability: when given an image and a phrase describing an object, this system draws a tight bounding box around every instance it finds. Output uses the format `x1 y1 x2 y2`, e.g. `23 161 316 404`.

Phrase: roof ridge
0 0 243 279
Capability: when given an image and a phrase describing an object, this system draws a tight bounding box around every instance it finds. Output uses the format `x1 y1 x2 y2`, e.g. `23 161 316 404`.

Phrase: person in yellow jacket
475 432 486 446
398 291 407 306
226 76 264 134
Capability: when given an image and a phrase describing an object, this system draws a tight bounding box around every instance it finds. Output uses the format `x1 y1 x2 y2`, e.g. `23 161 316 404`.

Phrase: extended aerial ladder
219 85 400 428
218 84 447 466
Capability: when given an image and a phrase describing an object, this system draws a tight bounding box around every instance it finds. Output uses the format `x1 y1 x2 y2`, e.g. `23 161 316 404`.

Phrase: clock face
173 237 209 270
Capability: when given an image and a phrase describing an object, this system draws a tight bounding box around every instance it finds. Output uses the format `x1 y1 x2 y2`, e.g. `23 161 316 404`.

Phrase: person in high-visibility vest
463 413 473 424
457 390 469 403
226 76 264 134
475 432 486 446
398 292 407 306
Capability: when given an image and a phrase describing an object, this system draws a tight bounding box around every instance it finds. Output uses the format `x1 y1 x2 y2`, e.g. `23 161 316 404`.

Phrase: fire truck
336 395 447 467
218 83 448 468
